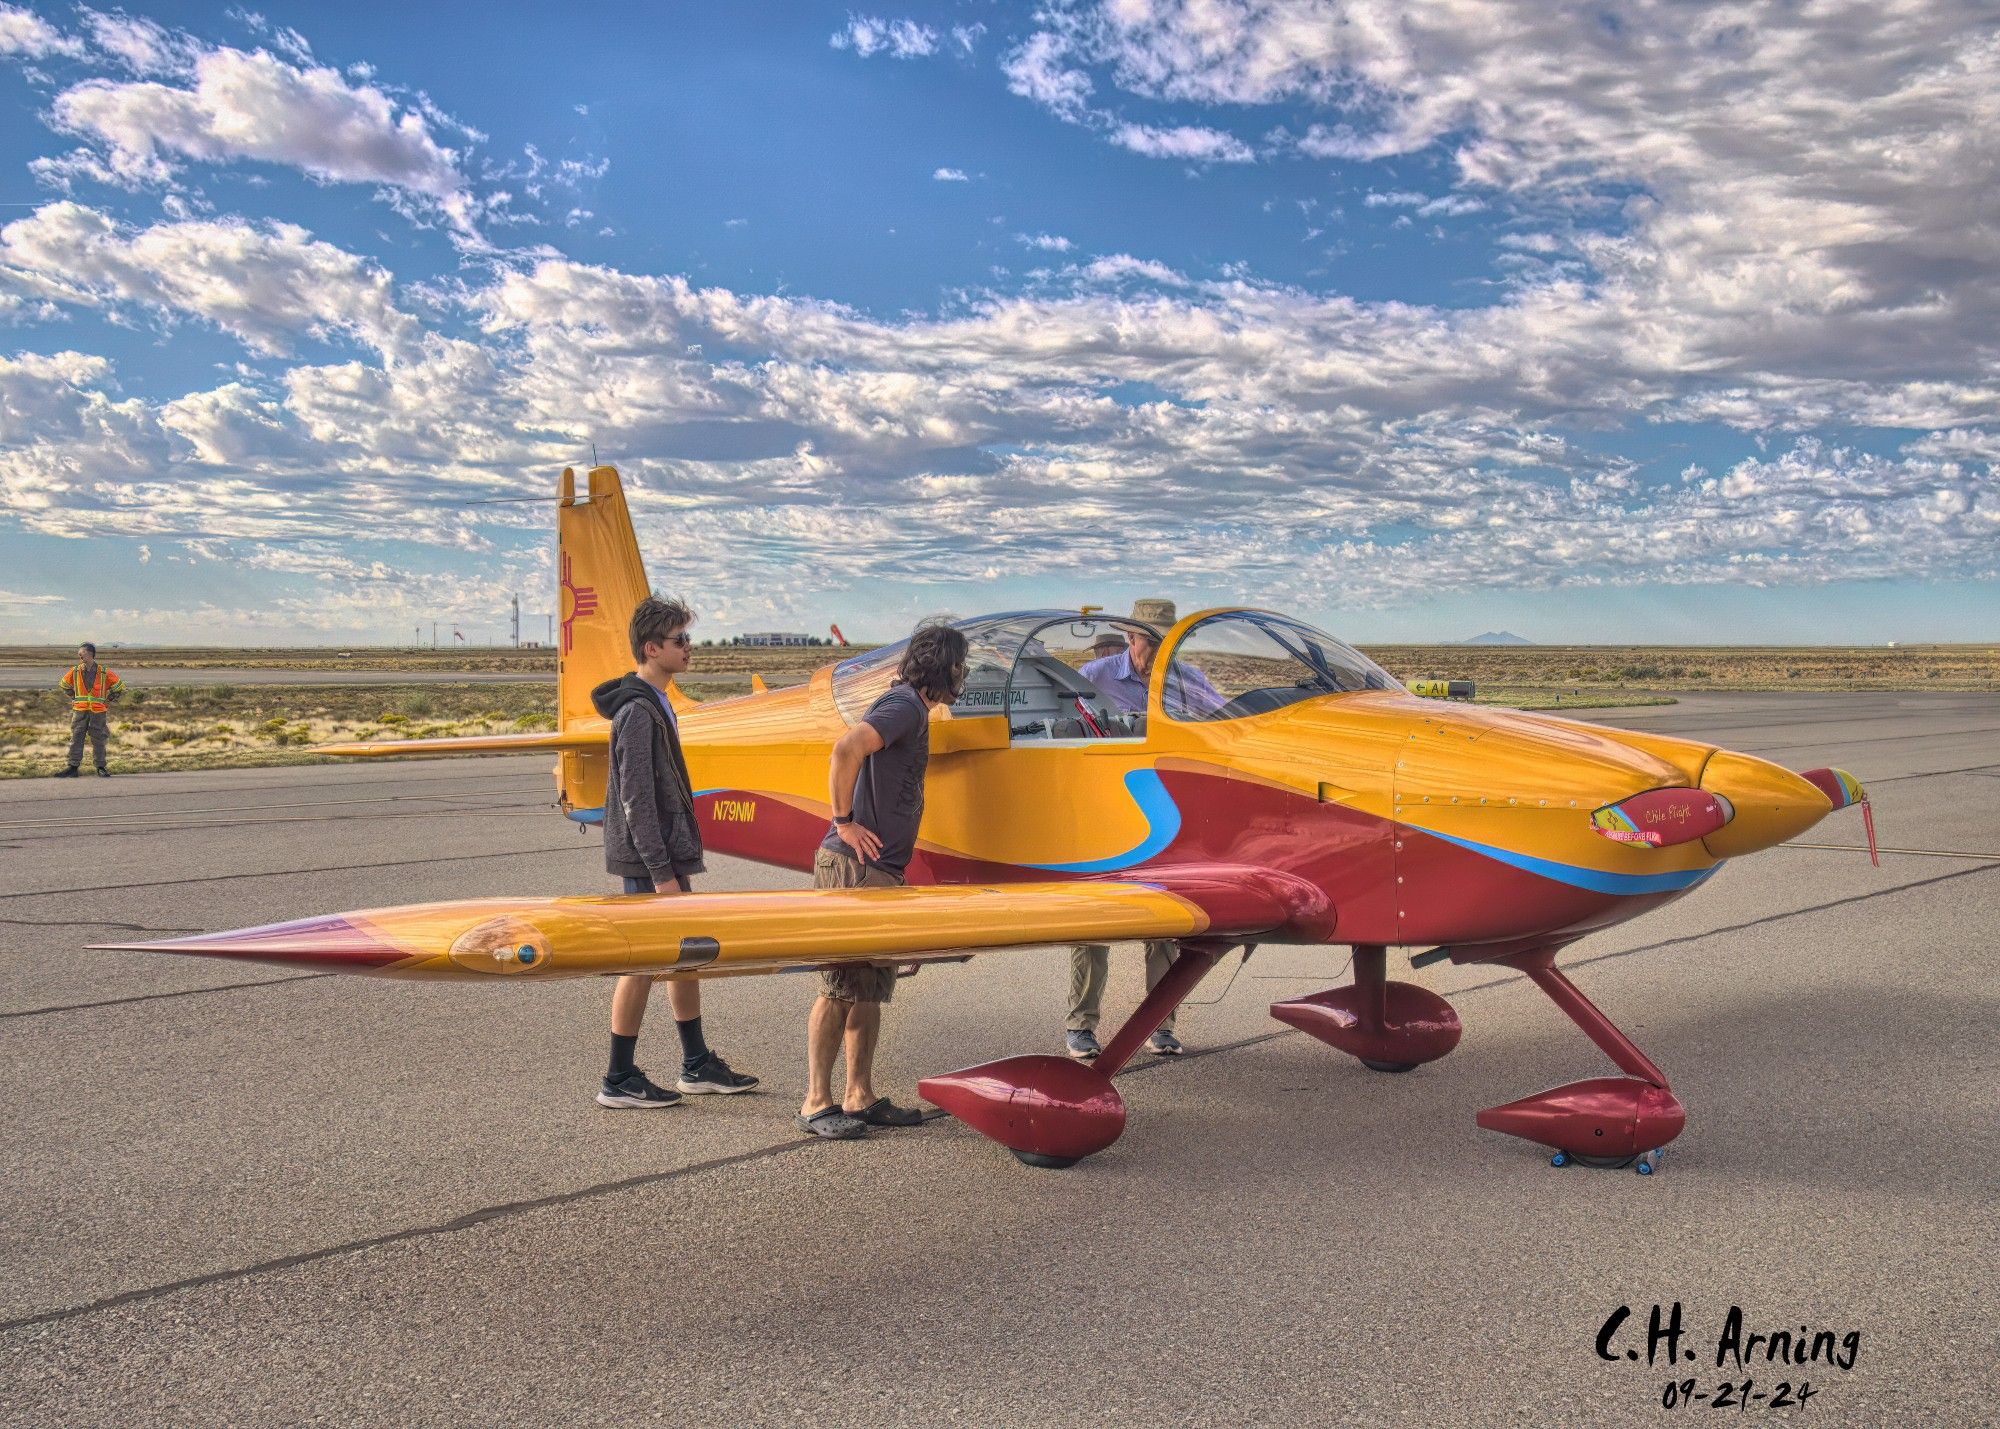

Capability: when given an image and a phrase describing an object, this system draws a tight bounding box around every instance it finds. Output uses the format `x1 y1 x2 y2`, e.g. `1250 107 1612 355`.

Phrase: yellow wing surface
92 874 1306 979
315 722 609 758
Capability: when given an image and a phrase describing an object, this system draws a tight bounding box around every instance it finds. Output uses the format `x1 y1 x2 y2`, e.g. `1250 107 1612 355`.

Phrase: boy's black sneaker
596 1069 684 1109
676 1052 760 1095
53 766 79 778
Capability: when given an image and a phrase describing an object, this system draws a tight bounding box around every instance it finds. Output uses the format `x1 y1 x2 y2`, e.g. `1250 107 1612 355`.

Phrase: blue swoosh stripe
1424 829 1720 896
1026 769 1181 873
570 787 727 826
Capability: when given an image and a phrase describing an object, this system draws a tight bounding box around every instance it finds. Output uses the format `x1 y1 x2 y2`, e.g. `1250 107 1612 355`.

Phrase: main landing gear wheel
1270 947 1463 1071
1010 1150 1083 1170
1548 1148 1664 1173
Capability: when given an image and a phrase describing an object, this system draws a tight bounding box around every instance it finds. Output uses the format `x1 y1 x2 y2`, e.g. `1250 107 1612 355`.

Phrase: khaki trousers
1066 941 1178 1033
67 711 109 770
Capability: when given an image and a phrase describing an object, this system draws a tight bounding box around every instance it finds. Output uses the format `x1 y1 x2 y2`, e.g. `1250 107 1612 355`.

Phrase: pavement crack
1447 861 1999 997
1864 761 2000 785
0 843 591 901
0 1136 825 1334
0 973 335 1021
0 917 197 934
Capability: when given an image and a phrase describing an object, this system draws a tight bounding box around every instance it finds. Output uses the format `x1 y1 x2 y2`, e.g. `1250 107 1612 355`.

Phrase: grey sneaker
1147 1029 1184 1056
1065 1029 1101 1061
597 1069 684 1108
676 1052 759 1095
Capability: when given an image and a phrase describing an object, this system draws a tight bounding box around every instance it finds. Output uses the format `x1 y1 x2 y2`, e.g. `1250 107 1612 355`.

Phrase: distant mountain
1459 631 1534 646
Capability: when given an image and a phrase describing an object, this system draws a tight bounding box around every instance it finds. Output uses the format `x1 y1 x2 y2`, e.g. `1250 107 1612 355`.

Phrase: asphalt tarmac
2 692 1994 1427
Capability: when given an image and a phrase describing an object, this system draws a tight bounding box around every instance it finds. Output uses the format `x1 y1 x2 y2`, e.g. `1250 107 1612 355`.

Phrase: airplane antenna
591 441 599 468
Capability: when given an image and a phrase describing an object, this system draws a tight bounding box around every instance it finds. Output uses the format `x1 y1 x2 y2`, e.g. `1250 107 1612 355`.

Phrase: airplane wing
91 866 1320 979
313 728 608 757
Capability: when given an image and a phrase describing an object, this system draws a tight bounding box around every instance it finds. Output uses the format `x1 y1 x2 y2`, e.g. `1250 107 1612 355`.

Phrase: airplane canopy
831 607 1399 733
831 610 1161 726
1159 609 1400 723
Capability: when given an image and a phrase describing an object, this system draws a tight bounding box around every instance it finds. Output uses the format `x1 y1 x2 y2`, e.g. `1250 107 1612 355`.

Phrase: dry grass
1364 643 1995 691
0 682 555 779
4 640 1987 779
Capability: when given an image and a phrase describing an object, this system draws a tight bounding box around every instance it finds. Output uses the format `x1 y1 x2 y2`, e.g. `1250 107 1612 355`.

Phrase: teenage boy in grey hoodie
589 596 758 1107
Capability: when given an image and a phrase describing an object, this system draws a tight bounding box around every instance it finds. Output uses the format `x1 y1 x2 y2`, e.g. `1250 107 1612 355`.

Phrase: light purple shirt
1079 649 1225 716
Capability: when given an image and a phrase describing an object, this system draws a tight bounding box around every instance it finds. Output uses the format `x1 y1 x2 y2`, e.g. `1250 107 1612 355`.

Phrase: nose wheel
1478 949 1687 1175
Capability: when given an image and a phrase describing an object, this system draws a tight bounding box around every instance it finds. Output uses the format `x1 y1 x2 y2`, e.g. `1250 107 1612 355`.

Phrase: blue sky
0 1 1994 646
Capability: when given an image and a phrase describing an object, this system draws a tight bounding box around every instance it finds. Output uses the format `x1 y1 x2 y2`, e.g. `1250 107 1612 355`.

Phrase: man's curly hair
897 620 969 703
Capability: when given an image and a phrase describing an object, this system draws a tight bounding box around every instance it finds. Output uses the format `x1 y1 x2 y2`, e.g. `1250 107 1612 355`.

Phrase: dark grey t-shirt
820 682 930 877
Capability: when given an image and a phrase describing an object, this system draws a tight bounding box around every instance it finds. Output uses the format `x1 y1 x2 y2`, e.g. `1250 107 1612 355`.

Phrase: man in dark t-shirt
796 621 969 1140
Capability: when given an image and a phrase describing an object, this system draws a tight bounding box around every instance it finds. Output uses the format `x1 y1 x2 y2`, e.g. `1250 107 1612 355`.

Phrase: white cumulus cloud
0 2 81 59
43 41 482 238
1110 121 1255 164
831 15 939 60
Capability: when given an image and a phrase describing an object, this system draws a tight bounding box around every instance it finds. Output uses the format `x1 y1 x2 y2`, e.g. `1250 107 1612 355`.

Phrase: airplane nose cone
1699 751 1834 858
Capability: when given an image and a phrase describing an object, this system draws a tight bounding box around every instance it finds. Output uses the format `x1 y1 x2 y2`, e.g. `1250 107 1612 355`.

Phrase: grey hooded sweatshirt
591 673 706 885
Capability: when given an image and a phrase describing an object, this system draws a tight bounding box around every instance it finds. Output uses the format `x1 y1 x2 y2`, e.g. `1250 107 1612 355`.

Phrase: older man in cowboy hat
1063 597 1201 1059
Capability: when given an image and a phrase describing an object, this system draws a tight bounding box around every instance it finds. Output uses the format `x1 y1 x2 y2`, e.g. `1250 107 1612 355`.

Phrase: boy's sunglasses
656 633 693 649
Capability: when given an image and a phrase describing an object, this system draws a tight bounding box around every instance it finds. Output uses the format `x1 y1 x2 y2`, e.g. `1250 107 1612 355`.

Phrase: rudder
556 465 652 819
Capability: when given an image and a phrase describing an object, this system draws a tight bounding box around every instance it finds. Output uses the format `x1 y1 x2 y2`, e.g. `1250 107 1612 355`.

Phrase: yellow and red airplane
101 466 1875 1173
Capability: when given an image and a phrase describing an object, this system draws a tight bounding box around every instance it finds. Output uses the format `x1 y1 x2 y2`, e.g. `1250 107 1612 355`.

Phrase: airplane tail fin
556 466 651 729
553 465 652 818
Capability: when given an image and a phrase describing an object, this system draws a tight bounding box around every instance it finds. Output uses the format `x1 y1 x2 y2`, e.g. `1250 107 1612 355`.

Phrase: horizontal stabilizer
315 727 608 758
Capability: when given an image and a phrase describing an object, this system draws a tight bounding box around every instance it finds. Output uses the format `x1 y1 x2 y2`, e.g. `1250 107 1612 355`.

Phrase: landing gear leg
1269 944 1463 1071
1477 950 1684 1172
919 941 1227 1168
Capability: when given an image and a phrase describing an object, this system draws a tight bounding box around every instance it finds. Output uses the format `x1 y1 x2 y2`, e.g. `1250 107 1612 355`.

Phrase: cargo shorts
813 846 902 1004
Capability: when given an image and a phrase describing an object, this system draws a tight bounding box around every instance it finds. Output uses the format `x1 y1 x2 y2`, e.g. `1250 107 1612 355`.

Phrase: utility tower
511 594 520 648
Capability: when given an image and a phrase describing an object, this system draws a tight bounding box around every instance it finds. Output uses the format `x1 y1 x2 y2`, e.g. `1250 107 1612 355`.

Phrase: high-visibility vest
63 663 119 713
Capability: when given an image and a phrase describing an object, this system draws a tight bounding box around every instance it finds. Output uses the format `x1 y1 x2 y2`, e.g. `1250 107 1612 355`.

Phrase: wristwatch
832 813 854 825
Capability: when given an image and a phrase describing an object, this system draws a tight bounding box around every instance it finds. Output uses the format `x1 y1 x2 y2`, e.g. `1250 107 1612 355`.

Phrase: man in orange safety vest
55 642 122 777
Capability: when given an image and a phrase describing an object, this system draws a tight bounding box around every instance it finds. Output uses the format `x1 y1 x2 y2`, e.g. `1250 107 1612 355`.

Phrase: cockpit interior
830 609 1400 744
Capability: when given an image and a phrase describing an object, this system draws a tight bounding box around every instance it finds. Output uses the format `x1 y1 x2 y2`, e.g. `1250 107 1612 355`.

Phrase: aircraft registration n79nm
102 466 1875 1173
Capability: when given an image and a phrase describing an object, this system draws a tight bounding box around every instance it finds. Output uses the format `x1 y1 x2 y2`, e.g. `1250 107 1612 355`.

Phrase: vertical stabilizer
556 465 651 817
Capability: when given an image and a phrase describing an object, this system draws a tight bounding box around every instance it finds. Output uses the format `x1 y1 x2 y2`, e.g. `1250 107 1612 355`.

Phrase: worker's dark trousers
67 711 108 770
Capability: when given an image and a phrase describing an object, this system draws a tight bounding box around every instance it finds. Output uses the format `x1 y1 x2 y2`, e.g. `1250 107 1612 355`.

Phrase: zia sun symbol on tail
559 552 598 656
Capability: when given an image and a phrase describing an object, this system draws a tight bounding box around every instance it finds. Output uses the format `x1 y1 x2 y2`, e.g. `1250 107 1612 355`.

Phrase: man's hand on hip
836 820 884 863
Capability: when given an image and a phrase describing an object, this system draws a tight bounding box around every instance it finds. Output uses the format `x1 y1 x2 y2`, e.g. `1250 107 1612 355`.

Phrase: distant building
738 631 815 647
